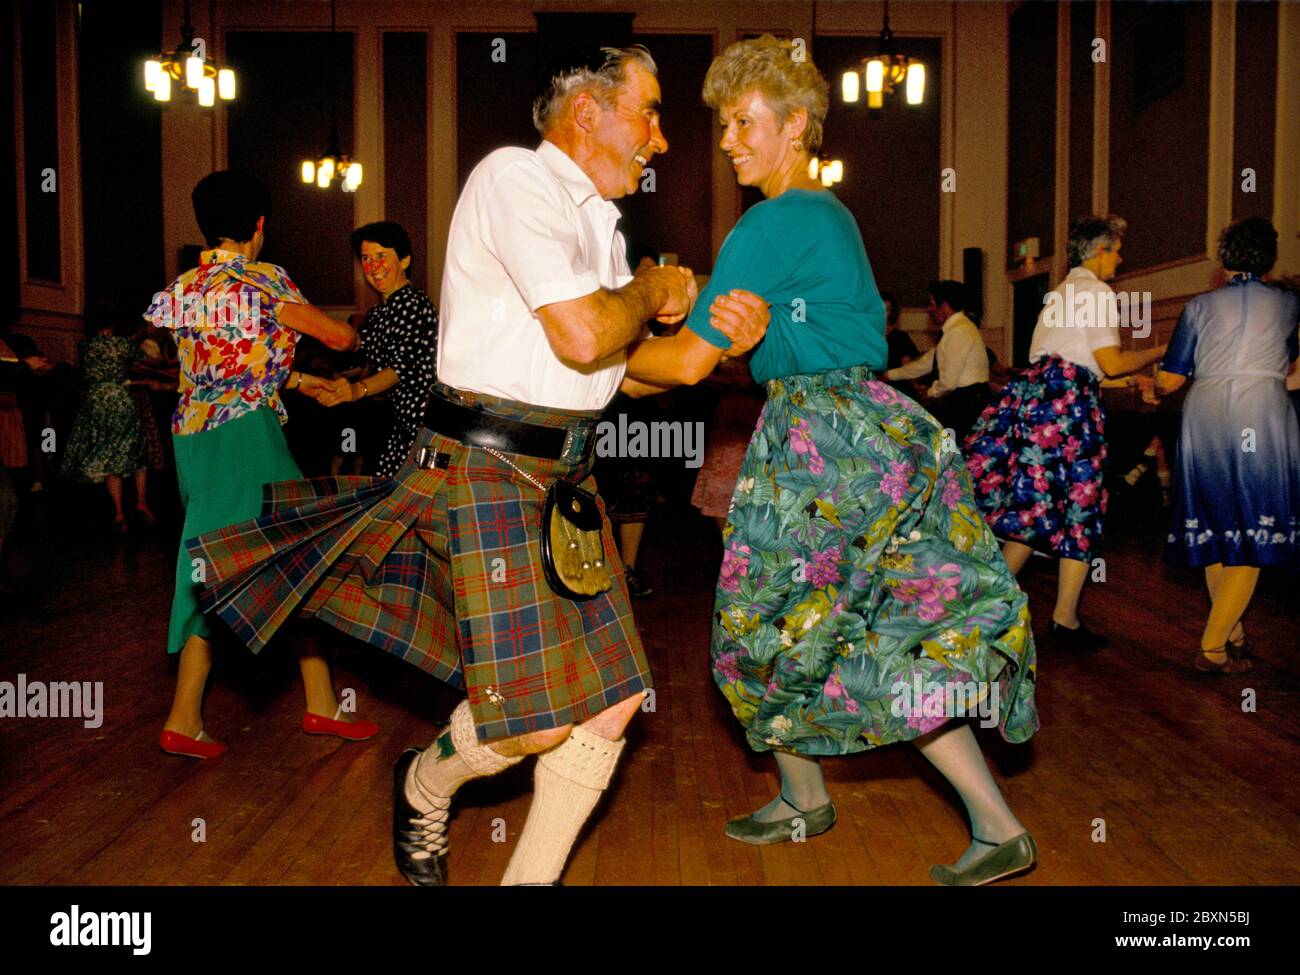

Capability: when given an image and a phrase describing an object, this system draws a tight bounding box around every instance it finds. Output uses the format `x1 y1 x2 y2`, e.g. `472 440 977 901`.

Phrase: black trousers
931 383 993 442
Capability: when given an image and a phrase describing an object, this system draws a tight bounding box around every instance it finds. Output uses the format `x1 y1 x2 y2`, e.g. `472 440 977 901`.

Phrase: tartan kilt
187 388 652 742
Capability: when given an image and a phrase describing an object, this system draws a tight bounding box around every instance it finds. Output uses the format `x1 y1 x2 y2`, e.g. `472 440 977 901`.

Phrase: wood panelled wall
817 34 943 309
615 33 717 275
1005 0 1297 360
79 0 163 323
1108 0 1212 274
1067 0 1095 224
226 31 357 307
1007 2 1057 266
383 32 430 303
16 1 1014 363
1232 0 1277 222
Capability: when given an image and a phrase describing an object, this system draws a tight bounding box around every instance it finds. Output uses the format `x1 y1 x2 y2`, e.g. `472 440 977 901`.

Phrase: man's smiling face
586 62 668 200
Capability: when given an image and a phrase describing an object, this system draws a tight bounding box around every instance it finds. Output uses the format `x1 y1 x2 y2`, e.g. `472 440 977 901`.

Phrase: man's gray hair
532 45 657 136
1067 214 1127 267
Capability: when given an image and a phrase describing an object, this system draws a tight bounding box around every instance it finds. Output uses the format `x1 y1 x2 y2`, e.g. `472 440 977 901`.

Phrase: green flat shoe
930 831 1038 886
723 793 837 845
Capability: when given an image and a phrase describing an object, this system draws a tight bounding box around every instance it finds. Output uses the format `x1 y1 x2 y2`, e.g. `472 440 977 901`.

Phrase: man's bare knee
579 691 646 740
488 723 573 757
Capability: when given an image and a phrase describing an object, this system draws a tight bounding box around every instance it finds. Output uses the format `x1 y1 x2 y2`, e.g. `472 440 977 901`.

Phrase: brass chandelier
143 0 236 107
301 0 362 192
840 0 926 109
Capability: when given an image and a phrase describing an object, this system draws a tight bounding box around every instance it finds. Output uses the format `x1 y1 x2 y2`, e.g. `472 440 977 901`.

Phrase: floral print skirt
962 355 1108 562
711 365 1039 757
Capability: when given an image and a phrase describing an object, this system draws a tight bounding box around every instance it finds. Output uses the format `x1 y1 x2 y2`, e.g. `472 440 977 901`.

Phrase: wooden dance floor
1 489 1297 886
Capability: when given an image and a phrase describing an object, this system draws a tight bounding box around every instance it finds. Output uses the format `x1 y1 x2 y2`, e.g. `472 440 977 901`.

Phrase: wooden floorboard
1 482 1296 886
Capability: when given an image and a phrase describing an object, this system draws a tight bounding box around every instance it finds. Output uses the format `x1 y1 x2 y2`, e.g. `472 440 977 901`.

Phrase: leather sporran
540 479 612 601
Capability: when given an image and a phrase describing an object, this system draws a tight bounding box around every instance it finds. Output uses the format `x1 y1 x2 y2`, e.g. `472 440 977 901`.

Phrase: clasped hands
640 263 769 358
1132 373 1160 405
297 373 359 407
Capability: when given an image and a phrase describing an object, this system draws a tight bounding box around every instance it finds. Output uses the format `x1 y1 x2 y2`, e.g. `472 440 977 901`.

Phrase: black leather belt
420 394 594 464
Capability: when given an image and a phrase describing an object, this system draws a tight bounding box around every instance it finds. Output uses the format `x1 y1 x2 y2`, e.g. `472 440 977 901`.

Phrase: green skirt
168 407 302 653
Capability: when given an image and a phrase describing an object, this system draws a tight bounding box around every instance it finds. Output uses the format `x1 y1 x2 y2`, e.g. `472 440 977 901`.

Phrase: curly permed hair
702 35 829 154
1217 217 1277 275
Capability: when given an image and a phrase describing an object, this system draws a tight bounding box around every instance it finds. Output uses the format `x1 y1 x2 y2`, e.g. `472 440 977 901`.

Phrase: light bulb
344 162 362 191
820 167 834 187
185 55 204 90
302 160 316 184
867 89 883 110
144 59 162 91
841 69 859 103
906 63 925 105
827 160 843 183
198 76 215 107
218 69 236 100
318 156 335 183
807 158 820 180
153 72 171 101
865 59 885 94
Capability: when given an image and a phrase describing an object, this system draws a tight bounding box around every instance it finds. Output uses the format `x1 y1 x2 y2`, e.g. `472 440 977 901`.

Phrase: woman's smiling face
359 241 410 297
718 89 797 196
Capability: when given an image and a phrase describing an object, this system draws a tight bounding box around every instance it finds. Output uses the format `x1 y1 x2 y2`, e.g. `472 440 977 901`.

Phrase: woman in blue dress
663 36 1039 885
1156 218 1300 673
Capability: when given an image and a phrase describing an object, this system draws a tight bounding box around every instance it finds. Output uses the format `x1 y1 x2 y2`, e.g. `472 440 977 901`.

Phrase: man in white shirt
886 280 990 437
394 44 770 887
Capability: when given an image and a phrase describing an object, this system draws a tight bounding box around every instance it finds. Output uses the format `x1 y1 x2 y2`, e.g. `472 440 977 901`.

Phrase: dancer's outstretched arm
1093 343 1167 378
624 290 769 386
278 301 359 352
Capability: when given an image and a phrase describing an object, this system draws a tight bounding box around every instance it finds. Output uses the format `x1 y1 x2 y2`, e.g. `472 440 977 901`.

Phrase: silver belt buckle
415 445 445 470
560 426 592 464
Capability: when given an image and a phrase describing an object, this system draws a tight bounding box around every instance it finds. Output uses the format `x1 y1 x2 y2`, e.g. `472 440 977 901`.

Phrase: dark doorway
1012 272 1050 368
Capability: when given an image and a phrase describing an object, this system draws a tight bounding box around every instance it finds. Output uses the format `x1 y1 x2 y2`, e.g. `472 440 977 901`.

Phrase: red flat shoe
302 709 379 741
159 729 228 759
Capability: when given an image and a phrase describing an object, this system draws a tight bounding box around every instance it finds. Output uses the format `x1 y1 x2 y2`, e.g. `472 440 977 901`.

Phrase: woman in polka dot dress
312 221 439 476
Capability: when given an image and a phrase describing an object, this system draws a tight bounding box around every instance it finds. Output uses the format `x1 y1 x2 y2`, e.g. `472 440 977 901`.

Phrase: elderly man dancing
189 44 768 886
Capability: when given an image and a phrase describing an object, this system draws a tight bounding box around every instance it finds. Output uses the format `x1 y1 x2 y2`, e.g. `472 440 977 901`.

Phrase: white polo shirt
436 140 633 410
1029 266 1122 378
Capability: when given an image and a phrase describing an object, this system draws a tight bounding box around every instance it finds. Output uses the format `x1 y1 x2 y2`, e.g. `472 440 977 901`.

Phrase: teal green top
685 188 888 383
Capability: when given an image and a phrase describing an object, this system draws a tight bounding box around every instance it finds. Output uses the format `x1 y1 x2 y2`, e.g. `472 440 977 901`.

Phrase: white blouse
1028 266 1122 378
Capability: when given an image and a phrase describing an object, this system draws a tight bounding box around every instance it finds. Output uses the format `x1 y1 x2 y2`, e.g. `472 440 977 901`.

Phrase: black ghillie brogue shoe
393 748 450 886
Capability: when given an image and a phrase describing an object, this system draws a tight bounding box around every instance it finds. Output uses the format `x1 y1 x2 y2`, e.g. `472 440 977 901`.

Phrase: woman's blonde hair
702 35 830 154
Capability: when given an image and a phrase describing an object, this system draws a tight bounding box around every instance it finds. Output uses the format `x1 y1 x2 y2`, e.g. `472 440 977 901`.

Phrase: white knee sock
500 725 626 885
406 700 521 813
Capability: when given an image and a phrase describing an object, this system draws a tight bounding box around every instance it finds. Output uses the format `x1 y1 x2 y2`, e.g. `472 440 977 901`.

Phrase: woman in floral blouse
147 170 377 759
